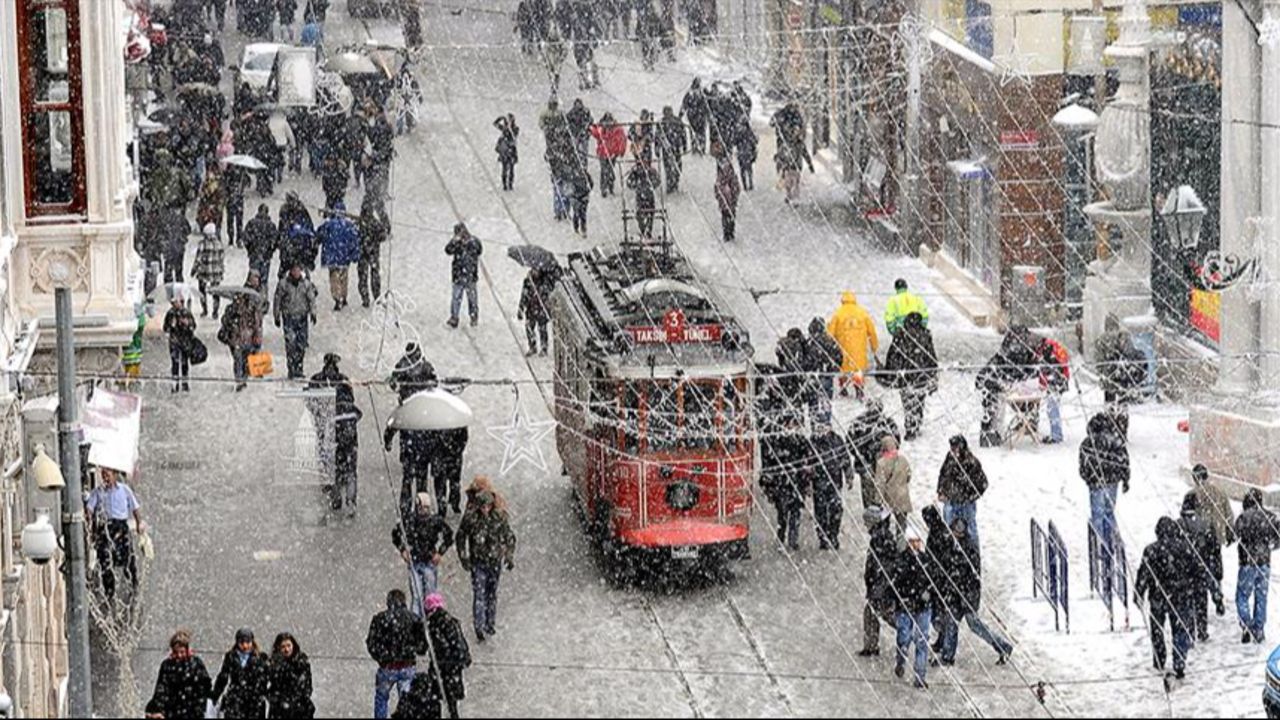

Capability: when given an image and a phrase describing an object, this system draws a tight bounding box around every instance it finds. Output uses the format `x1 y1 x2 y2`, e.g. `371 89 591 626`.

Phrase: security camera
21 511 56 566
0 690 14 716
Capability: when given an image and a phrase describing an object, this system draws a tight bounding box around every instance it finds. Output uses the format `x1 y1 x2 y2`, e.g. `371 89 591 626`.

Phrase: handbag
247 351 274 378
187 337 209 365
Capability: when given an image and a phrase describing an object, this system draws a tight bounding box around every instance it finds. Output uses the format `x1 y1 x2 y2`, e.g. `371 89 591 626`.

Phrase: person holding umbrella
518 268 552 357
218 278 267 391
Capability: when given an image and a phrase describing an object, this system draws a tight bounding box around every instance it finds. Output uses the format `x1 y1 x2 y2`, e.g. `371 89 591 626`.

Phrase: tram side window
647 380 680 452
622 384 642 455
682 381 718 450
588 380 617 430
722 379 743 449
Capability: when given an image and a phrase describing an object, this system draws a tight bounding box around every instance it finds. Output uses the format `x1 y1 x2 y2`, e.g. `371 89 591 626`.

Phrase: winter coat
393 511 455 566
735 120 758 163
391 672 442 719
196 175 226 228
1038 337 1071 394
366 603 428 668
976 329 1040 392
627 162 660 206
681 86 709 126
280 225 319 273
566 104 594 145
319 212 361 268
873 448 911 517
445 233 483 285
1193 480 1236 548
221 294 265 348
923 505 963 616
659 114 687 159
714 156 740 214
425 608 472 702
321 158 350 199
827 292 878 374
278 200 315 239
494 121 519 163
882 313 937 392
456 508 517 570
211 649 269 718
1095 314 1147 400
307 364 355 406
936 449 988 506
892 548 933 615
149 654 213 720
1135 517 1196 614
274 274 318 322
359 206 391 263
760 432 809 508
589 123 627 159
865 515 900 611
266 651 314 719
164 306 197 346
1236 491 1280 568
847 407 899 480
1179 510 1222 589
391 346 437 403
1078 413 1130 492
806 323 843 377
161 209 191 259
519 275 552 324
193 234 226 285
334 398 361 479
809 430 851 496
883 289 929 336
244 214 278 266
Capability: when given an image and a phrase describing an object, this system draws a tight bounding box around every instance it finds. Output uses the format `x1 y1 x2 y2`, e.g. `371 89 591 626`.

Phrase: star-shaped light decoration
1260 9 1280 48
995 53 1035 89
486 404 557 475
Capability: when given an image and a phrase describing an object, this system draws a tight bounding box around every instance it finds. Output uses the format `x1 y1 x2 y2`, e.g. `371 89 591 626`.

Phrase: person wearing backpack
423 593 472 719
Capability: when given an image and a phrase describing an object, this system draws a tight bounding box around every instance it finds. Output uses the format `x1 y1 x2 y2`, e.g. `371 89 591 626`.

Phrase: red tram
551 226 756 570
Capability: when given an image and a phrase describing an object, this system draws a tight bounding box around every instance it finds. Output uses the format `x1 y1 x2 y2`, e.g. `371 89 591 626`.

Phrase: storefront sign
1000 129 1040 149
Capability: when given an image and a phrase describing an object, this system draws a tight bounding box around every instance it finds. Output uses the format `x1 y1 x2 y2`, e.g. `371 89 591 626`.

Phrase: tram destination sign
626 309 723 344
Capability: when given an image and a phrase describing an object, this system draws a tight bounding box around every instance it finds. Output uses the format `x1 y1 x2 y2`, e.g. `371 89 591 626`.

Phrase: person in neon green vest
884 279 929 336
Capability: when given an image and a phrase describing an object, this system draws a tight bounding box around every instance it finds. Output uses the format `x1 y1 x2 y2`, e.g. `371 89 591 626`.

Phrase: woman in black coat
149 630 213 720
424 595 472 719
212 628 271 718
266 632 314 718
882 312 938 440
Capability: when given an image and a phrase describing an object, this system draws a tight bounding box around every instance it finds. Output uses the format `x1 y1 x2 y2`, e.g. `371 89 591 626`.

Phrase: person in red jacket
588 113 627 198
1038 336 1070 444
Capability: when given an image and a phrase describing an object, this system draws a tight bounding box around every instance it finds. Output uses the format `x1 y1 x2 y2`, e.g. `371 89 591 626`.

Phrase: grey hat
235 628 255 644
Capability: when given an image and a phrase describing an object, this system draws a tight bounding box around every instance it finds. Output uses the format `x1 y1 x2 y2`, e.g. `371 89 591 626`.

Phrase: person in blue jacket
318 201 361 311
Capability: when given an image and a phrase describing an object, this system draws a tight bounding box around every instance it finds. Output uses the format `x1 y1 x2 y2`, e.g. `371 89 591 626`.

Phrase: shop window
16 0 85 217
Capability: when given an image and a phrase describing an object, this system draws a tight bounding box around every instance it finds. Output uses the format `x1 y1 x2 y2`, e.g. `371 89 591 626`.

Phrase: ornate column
1082 0 1155 356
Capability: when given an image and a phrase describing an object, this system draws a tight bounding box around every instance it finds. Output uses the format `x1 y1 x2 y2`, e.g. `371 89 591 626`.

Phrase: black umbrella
507 244 558 271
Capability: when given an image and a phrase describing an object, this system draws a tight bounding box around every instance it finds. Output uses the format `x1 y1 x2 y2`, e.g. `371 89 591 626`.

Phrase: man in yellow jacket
828 291 879 398
884 278 929 336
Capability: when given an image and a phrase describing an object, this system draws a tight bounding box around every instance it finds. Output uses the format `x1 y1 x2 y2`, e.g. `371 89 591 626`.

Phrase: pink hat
424 593 446 613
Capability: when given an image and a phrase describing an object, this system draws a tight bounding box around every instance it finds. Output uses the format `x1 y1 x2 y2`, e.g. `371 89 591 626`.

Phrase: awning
946 159 989 180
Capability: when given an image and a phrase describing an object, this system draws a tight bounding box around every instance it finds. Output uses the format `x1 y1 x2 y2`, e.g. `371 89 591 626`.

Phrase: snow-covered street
120 2 1276 718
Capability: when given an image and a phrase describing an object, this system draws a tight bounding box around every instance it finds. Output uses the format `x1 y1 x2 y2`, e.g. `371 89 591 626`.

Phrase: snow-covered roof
928 28 997 74
1052 103 1100 130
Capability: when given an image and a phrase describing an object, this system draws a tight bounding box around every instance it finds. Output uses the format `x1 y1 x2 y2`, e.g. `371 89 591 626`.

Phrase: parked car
235 42 284 93
348 0 397 18
1265 645 1280 718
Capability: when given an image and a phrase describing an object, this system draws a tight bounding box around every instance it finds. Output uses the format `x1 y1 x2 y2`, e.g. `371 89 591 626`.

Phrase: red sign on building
627 309 723 344
999 130 1040 150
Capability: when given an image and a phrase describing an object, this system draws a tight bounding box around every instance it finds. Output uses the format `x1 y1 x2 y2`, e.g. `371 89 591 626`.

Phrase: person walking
85 467 144 600
883 278 929 336
455 481 517 642
219 279 267 391
626 158 660 239
162 207 191 284
244 204 278 298
873 435 911 531
1235 488 1280 644
894 526 933 689
806 317 843 412
518 268 552 356
1191 463 1236 581
810 425 851 551
211 629 270 719
163 295 197 393
494 114 520 191
567 162 593 236
712 140 740 243
1095 313 1147 404
394 492 455 618
927 508 1014 666
1135 517 1196 677
321 153 350 211
566 98 594 164
770 102 811 204
1037 335 1071 444
274 264 319 379
196 166 226 241
882 312 938 441
1080 411 1130 597
193 223 225 319
1179 491 1225 642
333 391 363 516
318 201 360 311
224 164 249 248
445 223 483 328
658 105 687 193
735 114 757 191
358 199 389 308
424 594 472 719
437 428 470 517
848 399 900 508
760 412 808 551
826 291 879 399
391 343 437 403
589 113 626 197
936 435 987 550
148 630 213 720
541 26 568 96
279 223 320 281
681 78 710 155
367 589 428 720
266 632 314 718
858 507 901 657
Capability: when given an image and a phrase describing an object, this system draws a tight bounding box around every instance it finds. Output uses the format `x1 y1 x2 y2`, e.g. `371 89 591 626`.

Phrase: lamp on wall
1160 185 1207 250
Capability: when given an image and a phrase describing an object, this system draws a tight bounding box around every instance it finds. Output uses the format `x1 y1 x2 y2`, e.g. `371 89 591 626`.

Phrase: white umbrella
389 389 474 431
221 154 268 170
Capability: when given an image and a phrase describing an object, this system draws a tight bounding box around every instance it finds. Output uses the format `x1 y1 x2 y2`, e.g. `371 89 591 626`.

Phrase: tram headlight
666 480 700 512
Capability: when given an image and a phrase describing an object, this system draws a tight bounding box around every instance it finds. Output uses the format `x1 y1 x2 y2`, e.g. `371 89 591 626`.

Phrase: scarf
236 650 251 668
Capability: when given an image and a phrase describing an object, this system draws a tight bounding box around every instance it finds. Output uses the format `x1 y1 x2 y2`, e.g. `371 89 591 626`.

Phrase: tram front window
647 380 680 451
682 381 718 450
